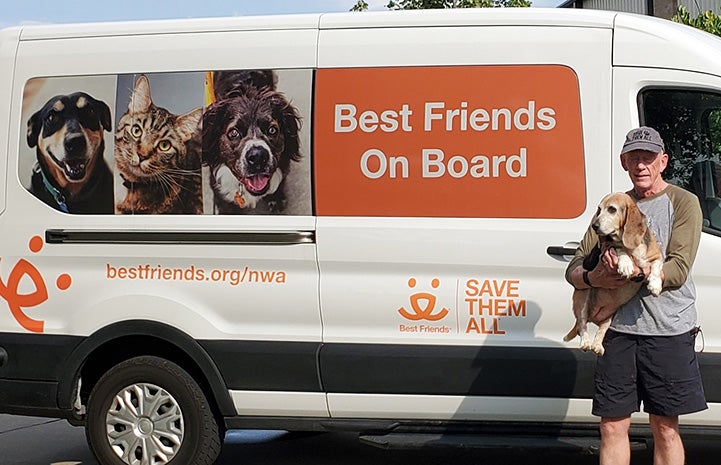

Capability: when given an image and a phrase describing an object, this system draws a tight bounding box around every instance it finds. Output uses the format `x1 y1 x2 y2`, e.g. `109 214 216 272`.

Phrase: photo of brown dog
27 91 114 214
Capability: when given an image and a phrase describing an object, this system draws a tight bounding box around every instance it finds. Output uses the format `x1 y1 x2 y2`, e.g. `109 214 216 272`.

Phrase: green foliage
350 1 369 11
672 5 721 37
351 0 531 11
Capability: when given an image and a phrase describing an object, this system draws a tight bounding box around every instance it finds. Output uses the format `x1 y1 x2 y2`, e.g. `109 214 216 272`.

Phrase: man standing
566 127 707 465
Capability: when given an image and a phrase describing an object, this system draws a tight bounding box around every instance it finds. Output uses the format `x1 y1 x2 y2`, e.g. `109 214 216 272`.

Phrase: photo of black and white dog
202 70 303 214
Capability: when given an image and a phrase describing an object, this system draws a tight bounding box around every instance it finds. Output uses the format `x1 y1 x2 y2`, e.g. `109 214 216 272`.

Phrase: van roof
12 8 721 76
319 7 617 29
17 8 617 40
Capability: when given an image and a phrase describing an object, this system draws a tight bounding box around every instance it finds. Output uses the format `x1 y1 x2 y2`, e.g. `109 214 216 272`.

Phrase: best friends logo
0 236 72 333
397 276 528 336
398 277 452 334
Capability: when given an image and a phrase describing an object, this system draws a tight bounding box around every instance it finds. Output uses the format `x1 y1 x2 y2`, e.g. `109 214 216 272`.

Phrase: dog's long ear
201 103 222 166
27 110 43 148
622 199 647 250
95 98 112 132
271 93 302 163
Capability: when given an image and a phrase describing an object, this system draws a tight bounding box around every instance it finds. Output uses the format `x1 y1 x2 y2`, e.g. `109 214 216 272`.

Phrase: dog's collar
33 163 69 213
234 183 247 208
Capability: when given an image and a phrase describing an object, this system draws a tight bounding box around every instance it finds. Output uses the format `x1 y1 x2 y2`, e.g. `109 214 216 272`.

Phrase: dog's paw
265 197 287 214
647 276 662 296
580 339 593 352
591 342 605 356
616 255 635 278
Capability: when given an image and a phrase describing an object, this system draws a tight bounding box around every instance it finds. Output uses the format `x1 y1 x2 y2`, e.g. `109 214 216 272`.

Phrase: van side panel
316 24 612 422
1 25 323 419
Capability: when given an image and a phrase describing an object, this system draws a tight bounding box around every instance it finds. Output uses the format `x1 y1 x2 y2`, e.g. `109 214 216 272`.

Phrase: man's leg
599 415 632 465
649 414 683 465
593 330 638 465
638 332 706 465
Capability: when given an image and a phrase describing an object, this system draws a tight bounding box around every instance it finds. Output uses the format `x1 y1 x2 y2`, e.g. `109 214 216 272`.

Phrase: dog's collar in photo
33 163 69 213
234 183 247 208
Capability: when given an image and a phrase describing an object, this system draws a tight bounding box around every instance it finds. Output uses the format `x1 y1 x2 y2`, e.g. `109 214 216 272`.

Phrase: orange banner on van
314 65 585 218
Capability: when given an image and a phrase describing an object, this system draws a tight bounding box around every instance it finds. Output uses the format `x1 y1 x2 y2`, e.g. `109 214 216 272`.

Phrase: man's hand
587 248 628 289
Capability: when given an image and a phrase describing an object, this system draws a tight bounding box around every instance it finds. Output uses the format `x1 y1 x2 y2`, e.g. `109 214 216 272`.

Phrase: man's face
621 149 668 193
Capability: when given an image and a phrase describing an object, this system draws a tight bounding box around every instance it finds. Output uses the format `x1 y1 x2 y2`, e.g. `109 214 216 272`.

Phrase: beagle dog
564 192 663 355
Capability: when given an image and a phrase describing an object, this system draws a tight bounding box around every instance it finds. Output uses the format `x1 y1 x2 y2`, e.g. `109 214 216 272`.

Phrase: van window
640 88 721 233
20 70 313 216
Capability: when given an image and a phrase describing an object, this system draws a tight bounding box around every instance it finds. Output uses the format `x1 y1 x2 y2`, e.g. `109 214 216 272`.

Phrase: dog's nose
64 133 87 156
245 146 269 171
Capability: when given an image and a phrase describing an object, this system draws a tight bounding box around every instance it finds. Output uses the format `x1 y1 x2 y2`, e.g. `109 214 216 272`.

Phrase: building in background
558 0 720 19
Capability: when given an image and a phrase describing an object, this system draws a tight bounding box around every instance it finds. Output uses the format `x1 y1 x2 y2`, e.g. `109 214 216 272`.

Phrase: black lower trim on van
2 331 721 418
0 332 83 418
198 340 321 391
317 343 721 401
197 340 598 397
318 343 596 398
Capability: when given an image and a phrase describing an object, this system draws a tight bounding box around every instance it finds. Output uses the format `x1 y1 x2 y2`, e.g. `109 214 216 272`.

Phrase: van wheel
85 356 221 465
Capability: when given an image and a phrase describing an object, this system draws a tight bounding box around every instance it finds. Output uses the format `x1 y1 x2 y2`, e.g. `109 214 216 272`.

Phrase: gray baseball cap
621 126 665 154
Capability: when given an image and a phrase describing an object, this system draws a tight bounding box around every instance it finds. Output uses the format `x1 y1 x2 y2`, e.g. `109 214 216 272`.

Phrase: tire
86 356 221 465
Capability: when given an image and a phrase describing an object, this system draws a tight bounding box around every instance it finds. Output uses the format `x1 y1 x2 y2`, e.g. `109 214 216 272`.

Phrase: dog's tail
562 326 578 342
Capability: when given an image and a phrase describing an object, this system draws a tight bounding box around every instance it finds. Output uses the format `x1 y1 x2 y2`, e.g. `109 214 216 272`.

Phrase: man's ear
620 153 629 172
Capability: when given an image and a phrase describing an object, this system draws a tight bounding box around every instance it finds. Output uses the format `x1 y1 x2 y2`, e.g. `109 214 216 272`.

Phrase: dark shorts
592 329 707 418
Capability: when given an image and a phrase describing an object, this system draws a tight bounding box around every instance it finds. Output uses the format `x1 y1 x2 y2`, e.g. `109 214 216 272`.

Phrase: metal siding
576 0 721 16
584 0 647 14
679 0 721 13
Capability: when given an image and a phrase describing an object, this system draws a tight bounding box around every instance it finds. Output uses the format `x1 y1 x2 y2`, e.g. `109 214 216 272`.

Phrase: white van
1 7 721 465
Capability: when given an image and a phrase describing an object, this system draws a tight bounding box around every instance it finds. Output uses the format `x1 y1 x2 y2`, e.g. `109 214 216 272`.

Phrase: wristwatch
582 270 594 288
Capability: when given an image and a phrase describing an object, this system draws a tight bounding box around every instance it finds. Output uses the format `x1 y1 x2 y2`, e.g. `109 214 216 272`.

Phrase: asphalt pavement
2 413 720 465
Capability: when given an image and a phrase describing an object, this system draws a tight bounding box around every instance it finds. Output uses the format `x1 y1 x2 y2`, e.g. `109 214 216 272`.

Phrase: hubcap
105 383 184 465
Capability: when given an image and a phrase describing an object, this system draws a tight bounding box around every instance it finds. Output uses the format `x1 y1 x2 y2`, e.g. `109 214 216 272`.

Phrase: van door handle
546 246 577 257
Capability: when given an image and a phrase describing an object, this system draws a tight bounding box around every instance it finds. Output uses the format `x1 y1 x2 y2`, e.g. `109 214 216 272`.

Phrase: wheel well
78 335 225 428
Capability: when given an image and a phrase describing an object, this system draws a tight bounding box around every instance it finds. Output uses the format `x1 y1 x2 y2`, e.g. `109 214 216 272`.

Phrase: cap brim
621 141 664 154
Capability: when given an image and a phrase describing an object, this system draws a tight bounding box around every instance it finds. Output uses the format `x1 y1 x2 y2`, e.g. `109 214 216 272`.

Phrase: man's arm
663 187 703 288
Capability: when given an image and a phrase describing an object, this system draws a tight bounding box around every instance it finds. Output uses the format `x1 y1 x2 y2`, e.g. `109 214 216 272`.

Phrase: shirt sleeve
663 186 703 288
564 226 599 286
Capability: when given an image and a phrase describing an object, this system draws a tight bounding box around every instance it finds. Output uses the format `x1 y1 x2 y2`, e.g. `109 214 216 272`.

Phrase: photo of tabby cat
114 75 203 214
